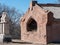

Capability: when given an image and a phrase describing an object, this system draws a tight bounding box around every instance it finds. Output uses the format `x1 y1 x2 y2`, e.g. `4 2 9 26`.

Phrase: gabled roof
32 1 60 7
37 4 60 7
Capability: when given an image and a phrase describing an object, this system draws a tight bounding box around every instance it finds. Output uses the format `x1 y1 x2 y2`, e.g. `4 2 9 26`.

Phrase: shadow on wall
46 11 60 43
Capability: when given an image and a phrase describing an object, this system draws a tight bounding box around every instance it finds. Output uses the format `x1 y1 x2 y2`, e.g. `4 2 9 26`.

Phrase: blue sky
0 0 58 13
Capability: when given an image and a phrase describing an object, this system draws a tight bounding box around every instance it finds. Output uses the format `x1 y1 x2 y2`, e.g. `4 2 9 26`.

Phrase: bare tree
0 4 23 39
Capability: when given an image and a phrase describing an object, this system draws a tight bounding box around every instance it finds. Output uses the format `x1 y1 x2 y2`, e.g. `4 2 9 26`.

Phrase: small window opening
27 18 37 31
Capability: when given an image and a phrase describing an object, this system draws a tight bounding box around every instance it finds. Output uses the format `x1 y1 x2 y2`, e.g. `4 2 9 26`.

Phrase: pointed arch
26 17 37 31
47 11 54 26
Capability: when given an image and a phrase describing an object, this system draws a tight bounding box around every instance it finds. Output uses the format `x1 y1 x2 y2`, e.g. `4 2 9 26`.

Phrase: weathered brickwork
20 1 60 44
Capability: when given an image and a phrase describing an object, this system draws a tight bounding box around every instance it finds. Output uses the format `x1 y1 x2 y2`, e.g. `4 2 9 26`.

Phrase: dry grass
0 39 59 45
0 43 60 45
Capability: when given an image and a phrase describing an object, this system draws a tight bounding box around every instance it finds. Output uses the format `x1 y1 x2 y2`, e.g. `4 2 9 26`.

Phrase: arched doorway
27 18 37 32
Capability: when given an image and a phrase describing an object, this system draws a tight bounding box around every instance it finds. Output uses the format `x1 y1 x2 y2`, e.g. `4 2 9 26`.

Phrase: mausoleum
20 1 60 44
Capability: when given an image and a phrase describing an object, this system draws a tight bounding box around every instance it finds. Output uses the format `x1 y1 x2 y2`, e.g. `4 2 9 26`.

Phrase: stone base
0 34 4 43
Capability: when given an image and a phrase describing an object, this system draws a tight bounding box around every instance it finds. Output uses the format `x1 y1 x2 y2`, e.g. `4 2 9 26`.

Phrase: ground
0 39 59 45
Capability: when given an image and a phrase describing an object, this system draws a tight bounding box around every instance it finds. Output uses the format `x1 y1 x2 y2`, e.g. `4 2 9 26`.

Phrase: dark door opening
27 18 37 31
